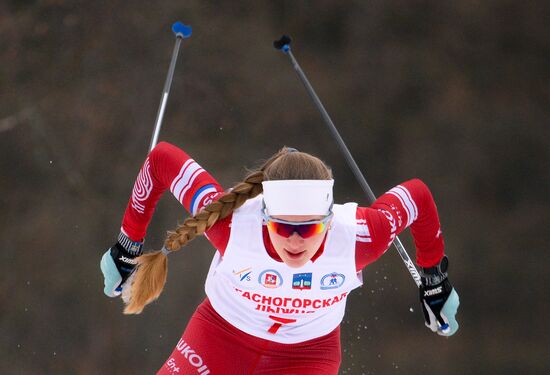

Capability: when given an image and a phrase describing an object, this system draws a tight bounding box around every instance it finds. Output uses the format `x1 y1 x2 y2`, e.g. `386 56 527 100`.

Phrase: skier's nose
287 232 304 246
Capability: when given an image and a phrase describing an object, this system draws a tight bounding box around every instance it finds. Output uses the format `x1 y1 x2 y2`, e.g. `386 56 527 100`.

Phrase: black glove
100 232 143 297
419 256 460 336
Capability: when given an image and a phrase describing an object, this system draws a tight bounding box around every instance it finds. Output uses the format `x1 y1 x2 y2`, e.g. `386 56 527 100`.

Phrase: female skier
101 142 459 374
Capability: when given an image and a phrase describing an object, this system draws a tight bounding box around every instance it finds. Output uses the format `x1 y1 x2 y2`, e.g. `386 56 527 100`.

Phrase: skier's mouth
285 249 306 259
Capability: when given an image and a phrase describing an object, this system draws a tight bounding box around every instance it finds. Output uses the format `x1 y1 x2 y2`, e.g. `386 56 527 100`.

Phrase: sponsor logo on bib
292 273 312 290
320 272 345 290
258 269 283 288
233 267 252 282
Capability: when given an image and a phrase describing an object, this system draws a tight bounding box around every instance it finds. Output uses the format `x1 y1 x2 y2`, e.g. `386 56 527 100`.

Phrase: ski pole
274 35 422 287
148 21 192 152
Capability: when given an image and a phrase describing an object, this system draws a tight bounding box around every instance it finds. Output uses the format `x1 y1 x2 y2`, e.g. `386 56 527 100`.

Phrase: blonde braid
123 170 265 314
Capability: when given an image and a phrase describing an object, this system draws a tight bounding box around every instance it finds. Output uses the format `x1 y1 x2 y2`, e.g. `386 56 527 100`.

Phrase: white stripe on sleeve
170 159 205 204
356 221 372 243
388 185 418 226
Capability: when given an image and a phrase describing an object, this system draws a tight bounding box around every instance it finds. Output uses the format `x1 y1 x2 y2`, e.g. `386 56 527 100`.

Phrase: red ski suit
121 142 445 374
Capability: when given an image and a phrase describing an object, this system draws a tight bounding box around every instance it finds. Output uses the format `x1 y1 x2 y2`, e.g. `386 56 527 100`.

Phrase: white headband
262 179 334 216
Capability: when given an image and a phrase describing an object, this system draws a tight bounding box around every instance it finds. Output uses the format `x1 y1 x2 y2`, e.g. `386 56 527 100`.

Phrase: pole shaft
287 50 377 203
149 37 183 152
286 49 422 287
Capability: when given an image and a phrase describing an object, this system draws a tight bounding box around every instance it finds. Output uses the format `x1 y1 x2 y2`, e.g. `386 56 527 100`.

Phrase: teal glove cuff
439 288 460 336
100 250 123 297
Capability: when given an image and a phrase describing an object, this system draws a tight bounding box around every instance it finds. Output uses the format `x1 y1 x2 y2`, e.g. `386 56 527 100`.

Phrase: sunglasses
262 210 333 239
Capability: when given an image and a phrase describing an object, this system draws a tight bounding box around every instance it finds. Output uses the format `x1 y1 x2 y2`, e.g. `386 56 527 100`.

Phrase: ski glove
100 232 143 297
419 256 460 336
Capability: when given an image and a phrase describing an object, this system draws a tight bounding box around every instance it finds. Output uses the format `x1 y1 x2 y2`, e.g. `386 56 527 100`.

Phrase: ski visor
261 179 334 216
262 209 334 239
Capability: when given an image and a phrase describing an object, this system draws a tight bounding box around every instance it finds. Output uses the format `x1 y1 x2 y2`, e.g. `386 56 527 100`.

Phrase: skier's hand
419 256 460 336
100 233 143 297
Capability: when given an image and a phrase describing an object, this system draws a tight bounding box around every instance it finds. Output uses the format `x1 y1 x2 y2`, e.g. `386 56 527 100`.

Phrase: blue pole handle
273 35 291 53
172 21 192 38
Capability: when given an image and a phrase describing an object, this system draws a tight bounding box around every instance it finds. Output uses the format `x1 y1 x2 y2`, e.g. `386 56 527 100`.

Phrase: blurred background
1 1 549 374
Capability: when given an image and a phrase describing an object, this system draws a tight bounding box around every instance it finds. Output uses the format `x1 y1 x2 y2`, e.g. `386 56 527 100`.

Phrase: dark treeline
1 1 549 374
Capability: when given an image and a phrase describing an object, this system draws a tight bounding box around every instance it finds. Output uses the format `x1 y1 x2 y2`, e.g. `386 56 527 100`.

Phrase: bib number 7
268 315 297 334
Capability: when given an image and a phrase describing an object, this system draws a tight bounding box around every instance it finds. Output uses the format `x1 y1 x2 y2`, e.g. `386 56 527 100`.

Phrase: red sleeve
355 179 445 270
120 142 231 254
